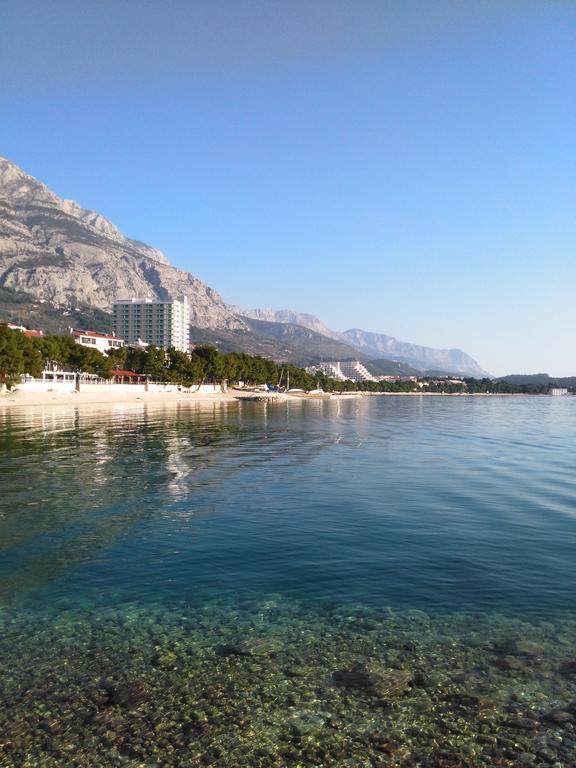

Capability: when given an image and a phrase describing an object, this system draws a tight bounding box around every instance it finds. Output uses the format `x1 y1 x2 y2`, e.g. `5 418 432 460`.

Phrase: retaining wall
14 380 225 395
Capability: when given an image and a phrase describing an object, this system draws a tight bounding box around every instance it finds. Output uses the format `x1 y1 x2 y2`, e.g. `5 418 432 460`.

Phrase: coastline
0 388 248 409
0 389 533 410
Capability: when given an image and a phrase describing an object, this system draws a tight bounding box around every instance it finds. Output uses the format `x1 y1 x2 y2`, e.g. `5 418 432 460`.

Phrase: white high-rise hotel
112 297 190 352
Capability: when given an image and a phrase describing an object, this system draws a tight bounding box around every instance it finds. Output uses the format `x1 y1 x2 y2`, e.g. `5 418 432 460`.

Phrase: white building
71 329 124 354
112 297 190 353
307 361 377 383
550 388 569 396
306 362 347 381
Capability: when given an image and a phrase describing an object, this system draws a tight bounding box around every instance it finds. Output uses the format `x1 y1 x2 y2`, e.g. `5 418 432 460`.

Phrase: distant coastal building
379 375 418 383
550 388 569 396
307 361 377 383
71 329 124 354
112 297 190 352
307 362 347 381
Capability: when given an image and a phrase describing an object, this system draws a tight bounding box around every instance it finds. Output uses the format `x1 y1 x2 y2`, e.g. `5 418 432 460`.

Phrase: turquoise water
1 396 576 766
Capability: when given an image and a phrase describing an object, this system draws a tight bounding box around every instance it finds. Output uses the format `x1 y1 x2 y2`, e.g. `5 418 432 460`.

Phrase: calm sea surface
1 396 576 767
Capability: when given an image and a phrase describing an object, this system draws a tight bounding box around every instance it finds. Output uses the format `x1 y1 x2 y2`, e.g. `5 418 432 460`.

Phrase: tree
143 345 167 380
0 325 26 385
124 346 148 374
166 347 196 385
106 345 128 369
191 346 225 381
21 335 44 377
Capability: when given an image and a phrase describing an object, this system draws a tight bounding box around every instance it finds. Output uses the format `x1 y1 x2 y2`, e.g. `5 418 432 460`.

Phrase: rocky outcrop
0 157 245 330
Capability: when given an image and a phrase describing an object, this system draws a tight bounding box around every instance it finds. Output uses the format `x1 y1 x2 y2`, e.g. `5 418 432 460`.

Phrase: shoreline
0 388 250 409
0 389 540 409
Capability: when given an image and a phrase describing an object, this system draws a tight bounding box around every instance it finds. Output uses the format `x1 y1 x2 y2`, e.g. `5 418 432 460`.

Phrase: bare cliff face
0 157 245 330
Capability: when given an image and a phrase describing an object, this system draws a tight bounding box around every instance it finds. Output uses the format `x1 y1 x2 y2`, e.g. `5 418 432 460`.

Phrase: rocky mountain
238 308 490 377
0 156 244 330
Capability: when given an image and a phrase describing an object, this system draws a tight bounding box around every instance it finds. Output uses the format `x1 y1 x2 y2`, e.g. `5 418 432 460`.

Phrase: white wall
185 383 224 394
15 380 76 393
14 380 225 395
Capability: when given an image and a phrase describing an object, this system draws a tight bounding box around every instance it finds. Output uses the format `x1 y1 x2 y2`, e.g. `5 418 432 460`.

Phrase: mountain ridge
238 308 490 377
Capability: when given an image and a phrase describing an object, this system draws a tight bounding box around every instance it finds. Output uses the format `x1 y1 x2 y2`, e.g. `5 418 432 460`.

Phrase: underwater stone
153 650 179 668
504 639 546 657
559 660 576 677
288 711 328 736
515 753 537 765
218 637 283 657
495 654 527 671
107 681 149 707
333 663 412 699
546 710 574 725
507 717 539 730
284 665 308 677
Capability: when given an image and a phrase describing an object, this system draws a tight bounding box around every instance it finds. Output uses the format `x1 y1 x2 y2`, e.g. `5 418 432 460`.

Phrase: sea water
1 396 575 766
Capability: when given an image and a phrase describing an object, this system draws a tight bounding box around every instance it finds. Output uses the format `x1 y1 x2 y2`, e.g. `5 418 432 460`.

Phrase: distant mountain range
238 308 491 377
0 156 490 376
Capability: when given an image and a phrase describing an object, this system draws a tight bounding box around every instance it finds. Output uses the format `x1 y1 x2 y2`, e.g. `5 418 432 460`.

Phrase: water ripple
1 396 576 617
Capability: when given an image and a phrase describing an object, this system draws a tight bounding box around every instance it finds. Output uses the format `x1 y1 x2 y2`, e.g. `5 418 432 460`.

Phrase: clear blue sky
2 1 575 375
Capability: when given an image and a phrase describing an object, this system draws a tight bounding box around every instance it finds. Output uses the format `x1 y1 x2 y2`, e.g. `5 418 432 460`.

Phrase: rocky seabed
1 596 576 767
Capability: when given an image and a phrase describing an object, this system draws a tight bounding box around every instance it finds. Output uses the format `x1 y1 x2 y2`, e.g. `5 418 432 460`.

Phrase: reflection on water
2 396 575 615
1 400 378 605
1 396 576 766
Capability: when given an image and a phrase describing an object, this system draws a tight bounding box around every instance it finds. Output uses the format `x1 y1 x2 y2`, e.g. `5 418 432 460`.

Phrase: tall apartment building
112 297 190 352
